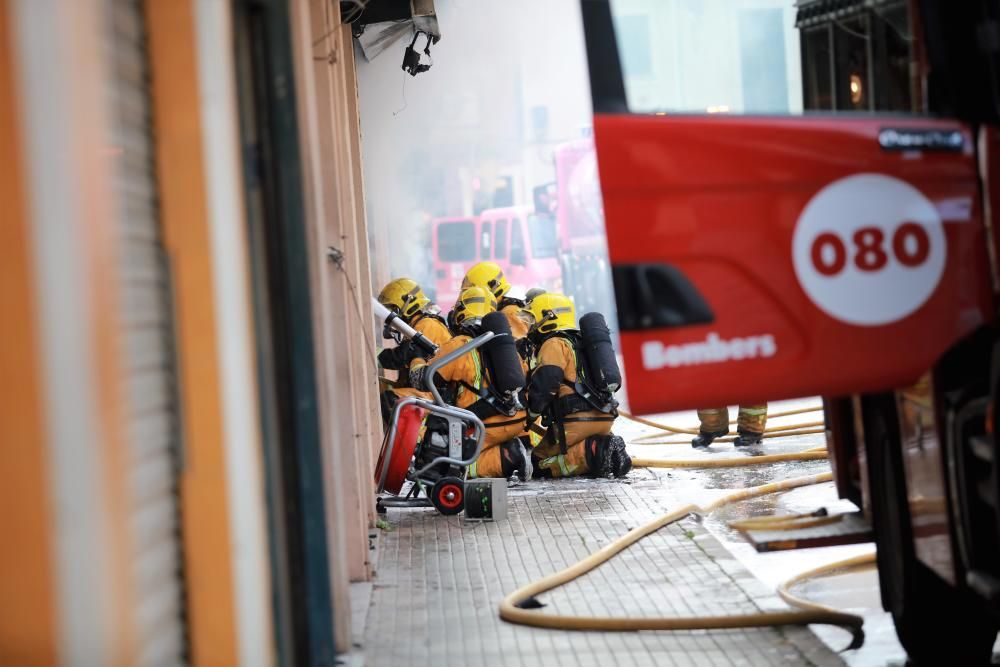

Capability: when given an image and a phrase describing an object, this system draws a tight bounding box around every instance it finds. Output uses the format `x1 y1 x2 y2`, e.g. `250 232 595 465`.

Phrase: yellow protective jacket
499 301 530 340
383 312 452 395
409 313 452 371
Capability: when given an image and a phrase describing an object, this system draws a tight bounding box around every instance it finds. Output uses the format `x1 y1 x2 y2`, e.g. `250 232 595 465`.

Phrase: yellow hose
499 471 864 644
637 426 826 446
730 512 843 532
777 551 877 647
625 405 824 439
631 448 828 469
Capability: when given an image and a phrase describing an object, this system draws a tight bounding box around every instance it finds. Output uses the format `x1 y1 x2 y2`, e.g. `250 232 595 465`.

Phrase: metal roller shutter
105 0 188 664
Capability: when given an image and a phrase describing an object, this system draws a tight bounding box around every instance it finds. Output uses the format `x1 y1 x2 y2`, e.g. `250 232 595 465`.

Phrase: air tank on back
579 311 622 393
481 311 525 394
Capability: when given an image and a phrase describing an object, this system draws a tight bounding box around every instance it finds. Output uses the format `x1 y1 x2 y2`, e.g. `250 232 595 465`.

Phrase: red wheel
374 404 425 494
431 477 464 515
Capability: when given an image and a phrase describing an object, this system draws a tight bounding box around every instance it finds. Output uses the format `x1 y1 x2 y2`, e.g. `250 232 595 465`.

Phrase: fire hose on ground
625 406 825 442
499 408 876 649
499 471 872 648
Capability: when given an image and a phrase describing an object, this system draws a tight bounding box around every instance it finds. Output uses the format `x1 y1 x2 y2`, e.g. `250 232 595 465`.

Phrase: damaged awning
343 0 440 61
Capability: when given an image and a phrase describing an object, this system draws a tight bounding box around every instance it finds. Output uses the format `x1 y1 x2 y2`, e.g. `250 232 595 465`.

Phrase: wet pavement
361 396 998 666
616 397 908 666
362 438 843 666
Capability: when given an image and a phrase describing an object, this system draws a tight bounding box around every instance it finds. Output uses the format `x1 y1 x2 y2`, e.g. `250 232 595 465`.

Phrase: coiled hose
499 471 869 648
501 405 874 649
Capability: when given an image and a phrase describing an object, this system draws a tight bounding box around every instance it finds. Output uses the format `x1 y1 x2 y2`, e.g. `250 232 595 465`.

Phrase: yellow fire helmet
524 287 547 305
526 292 576 334
377 277 430 322
453 285 497 327
461 261 511 299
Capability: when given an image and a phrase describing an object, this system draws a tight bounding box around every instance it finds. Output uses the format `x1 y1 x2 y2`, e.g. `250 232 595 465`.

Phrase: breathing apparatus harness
531 312 622 452
553 331 620 416
453 312 526 428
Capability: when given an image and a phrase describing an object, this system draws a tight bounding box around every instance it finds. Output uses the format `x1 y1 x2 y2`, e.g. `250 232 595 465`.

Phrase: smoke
354 0 600 303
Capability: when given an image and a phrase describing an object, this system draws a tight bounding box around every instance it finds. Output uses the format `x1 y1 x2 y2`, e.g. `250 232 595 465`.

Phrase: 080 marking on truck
810 222 931 276
792 173 947 327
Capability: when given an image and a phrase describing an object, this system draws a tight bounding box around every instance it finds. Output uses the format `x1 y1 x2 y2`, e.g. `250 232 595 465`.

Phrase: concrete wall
288 0 382 653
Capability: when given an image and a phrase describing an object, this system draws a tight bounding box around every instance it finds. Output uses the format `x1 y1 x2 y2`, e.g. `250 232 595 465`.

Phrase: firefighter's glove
408 365 428 392
377 347 397 370
515 336 533 361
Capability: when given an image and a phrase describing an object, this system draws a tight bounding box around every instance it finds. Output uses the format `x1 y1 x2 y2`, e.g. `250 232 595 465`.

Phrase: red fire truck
581 0 1000 663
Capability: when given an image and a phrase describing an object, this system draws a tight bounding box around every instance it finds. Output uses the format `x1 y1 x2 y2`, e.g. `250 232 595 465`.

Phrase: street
618 396 947 667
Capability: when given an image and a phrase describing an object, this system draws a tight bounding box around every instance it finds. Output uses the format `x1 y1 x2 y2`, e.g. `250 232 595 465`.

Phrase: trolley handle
378 332 495 494
378 397 488 492
408 401 486 479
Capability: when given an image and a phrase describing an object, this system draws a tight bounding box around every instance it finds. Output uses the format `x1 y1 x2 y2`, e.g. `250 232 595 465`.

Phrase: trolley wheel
430 477 465 516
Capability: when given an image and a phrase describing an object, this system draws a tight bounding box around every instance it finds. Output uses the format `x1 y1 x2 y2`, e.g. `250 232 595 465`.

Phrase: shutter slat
106 0 187 662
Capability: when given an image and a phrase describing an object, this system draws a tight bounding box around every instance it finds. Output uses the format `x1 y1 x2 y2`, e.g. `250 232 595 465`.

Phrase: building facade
1 0 379 663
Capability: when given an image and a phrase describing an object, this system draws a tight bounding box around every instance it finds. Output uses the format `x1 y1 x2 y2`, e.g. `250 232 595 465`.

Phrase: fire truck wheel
430 477 465 516
864 394 998 665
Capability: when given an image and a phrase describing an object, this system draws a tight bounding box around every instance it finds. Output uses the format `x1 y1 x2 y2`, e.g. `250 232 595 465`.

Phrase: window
510 219 526 266
609 0 802 114
494 219 508 259
480 221 492 259
738 9 790 113
436 221 476 262
834 15 870 110
527 214 558 259
617 15 652 77
607 0 919 116
873 5 914 112
802 26 833 110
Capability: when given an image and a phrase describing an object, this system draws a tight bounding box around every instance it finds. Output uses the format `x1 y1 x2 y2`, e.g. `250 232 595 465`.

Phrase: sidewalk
358 468 844 667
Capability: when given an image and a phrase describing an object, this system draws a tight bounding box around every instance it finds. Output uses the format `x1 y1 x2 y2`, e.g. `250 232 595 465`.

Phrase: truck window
480 221 492 259
436 221 476 262
608 0 920 115
510 219 526 266
527 214 558 259
494 219 508 259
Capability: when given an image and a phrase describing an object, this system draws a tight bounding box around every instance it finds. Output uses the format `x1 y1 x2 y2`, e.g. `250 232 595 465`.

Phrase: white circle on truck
792 173 946 326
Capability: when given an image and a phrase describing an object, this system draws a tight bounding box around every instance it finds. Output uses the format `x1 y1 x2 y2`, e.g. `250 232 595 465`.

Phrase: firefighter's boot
694 407 729 448
733 429 763 447
691 430 727 449
500 439 533 483
584 435 615 478
607 434 632 478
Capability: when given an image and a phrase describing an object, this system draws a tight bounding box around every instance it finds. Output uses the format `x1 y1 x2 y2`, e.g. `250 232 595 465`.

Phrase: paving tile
362 475 842 666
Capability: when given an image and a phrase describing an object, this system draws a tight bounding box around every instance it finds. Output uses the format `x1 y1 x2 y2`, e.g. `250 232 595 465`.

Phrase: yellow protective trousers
467 419 526 479
532 412 615 478
697 404 767 435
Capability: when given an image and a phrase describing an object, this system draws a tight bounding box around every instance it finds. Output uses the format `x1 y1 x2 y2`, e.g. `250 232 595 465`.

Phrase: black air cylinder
579 312 622 392
481 311 526 394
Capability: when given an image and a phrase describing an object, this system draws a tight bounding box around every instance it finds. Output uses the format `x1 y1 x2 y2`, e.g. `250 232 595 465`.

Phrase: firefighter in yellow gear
523 293 630 478
692 404 768 448
461 261 531 340
376 278 452 422
410 286 532 481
